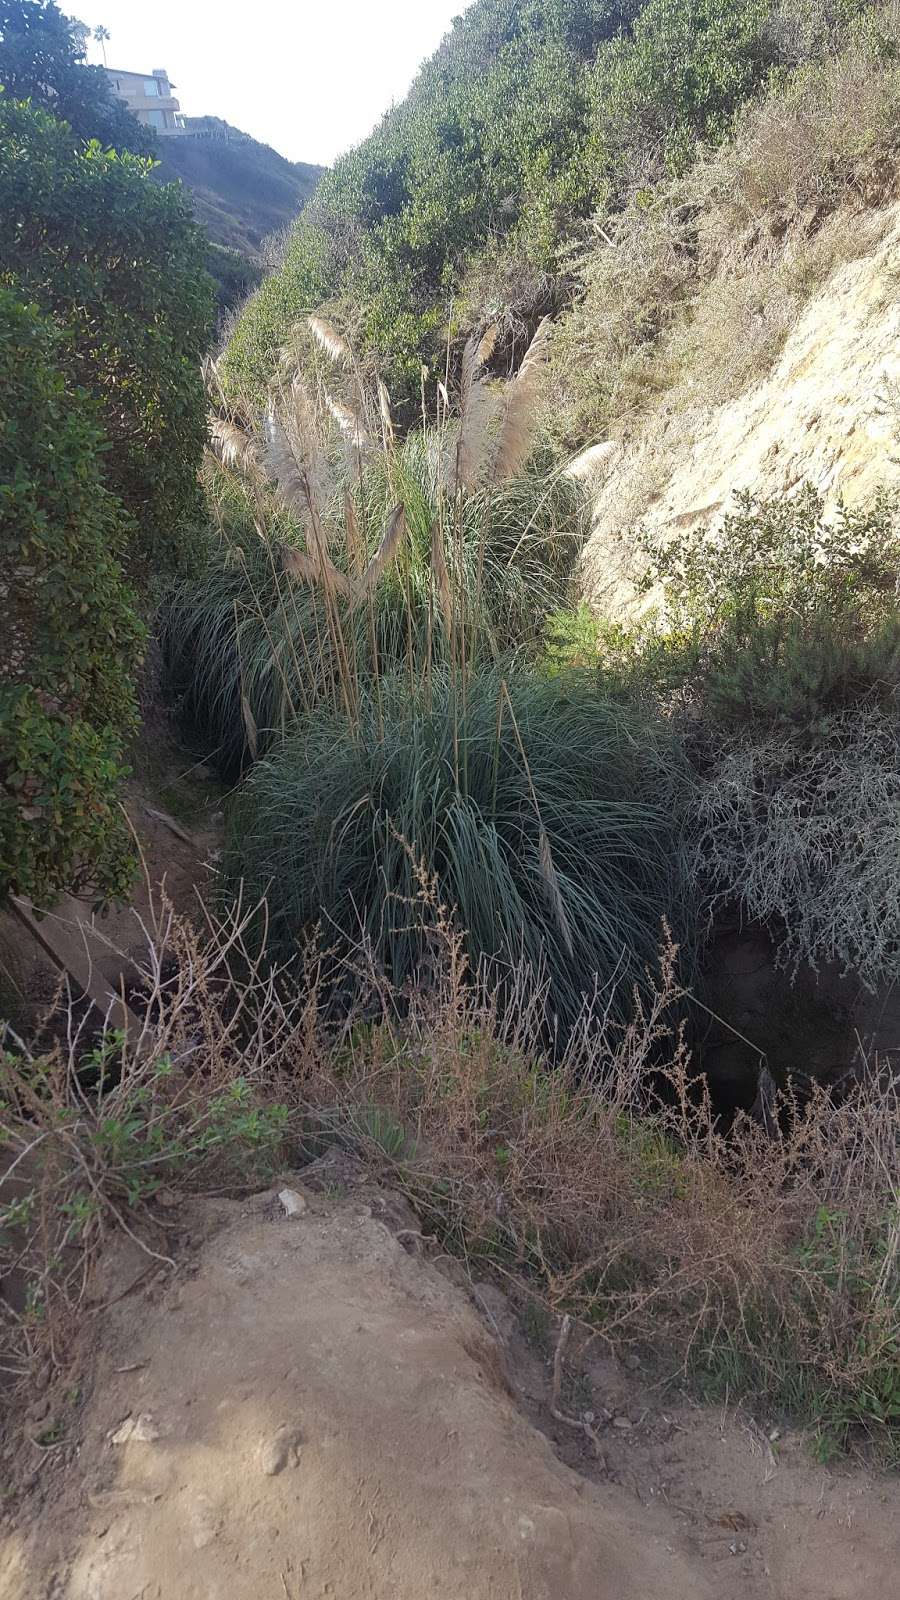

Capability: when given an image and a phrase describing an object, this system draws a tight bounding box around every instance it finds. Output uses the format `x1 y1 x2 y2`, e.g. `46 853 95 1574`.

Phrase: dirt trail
1 1176 897 1599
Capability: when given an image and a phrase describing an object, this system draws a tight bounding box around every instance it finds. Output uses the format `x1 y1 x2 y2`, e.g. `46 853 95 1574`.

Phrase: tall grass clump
225 668 692 1033
163 321 586 772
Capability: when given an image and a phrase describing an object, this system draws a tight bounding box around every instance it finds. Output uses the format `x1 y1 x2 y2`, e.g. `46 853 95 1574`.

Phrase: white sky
75 0 464 166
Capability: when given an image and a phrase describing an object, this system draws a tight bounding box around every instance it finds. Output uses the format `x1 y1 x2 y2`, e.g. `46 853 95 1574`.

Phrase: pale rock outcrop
577 204 900 620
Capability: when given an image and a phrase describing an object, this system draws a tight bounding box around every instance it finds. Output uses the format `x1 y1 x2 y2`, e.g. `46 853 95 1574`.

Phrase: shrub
0 96 213 581
0 289 144 905
691 710 900 986
225 0 844 409
600 488 900 727
225 668 692 1031
551 10 900 447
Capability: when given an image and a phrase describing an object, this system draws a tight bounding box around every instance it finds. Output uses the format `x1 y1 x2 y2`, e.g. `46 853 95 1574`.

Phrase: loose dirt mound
1 1181 897 1598
1 1185 712 1599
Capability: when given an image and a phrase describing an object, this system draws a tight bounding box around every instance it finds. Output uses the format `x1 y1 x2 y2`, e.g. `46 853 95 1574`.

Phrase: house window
148 109 165 128
144 79 160 96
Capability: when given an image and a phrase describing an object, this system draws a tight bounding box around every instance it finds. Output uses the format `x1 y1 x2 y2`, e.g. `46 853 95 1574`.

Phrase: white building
106 67 185 135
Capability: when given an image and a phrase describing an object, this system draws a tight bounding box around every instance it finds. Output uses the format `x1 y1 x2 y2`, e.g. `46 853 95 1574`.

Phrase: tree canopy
0 95 213 578
0 0 152 151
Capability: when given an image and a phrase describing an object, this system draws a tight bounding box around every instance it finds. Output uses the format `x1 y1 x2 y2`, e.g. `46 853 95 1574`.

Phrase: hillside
223 0 892 408
154 124 324 257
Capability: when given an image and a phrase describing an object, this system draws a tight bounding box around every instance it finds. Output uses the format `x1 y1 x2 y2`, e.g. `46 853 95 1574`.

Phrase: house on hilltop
106 67 185 134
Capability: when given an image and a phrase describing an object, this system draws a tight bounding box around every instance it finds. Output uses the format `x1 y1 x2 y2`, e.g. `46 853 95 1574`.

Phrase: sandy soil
1 1164 897 1600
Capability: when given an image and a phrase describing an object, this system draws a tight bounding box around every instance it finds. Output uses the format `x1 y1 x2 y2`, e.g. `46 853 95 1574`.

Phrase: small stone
278 1188 307 1217
27 1396 50 1424
258 1424 301 1476
612 1416 633 1431
109 1413 163 1445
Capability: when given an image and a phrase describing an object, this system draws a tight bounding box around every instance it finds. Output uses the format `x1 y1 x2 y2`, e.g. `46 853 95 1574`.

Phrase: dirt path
1 1172 897 1599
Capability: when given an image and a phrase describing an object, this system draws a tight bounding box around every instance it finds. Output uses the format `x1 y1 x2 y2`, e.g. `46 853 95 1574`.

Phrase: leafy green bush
601 488 900 727
0 289 144 904
225 668 691 1030
0 96 213 580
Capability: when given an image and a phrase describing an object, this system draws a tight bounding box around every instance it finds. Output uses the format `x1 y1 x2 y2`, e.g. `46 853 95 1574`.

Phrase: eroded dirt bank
2 1174 897 1599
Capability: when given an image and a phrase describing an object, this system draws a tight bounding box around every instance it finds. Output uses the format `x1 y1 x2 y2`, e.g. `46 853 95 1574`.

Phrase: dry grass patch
2 895 898 1462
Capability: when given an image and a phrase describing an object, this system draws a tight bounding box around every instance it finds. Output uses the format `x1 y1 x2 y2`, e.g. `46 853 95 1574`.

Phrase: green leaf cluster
0 288 144 903
0 95 213 580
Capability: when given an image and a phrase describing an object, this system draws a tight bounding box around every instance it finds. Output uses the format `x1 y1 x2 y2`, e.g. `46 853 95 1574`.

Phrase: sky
76 0 465 166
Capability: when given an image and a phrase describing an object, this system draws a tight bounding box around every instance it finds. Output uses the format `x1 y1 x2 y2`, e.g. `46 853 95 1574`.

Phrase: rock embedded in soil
258 1424 302 1476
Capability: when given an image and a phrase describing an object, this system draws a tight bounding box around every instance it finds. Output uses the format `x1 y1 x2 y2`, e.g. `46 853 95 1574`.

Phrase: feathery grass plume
225 667 693 1033
281 543 352 598
377 378 396 450
356 505 407 601
202 353 227 409
263 406 309 516
456 323 500 490
539 824 575 958
308 314 352 366
209 415 262 474
263 373 326 517
326 392 369 451
491 316 553 483
430 519 453 637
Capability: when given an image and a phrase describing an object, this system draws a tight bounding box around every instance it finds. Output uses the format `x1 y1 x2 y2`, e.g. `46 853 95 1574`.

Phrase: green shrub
551 11 900 448
603 488 900 727
0 96 213 580
0 289 144 904
225 0 841 410
225 668 691 1031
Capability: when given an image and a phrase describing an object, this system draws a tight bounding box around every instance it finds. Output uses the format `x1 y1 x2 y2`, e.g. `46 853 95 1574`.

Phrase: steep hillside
223 0 886 410
580 202 900 619
154 125 324 257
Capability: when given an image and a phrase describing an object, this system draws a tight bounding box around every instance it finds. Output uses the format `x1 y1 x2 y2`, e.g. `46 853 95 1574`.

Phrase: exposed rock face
579 204 900 620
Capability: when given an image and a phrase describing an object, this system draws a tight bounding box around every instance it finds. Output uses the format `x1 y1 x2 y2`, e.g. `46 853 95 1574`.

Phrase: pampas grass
225 667 692 1031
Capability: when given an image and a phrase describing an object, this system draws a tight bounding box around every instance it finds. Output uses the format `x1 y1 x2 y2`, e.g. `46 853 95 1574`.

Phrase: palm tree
93 25 111 67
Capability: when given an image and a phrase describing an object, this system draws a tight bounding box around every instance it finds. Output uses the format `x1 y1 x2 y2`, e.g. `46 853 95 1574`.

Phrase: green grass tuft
225 667 693 1032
